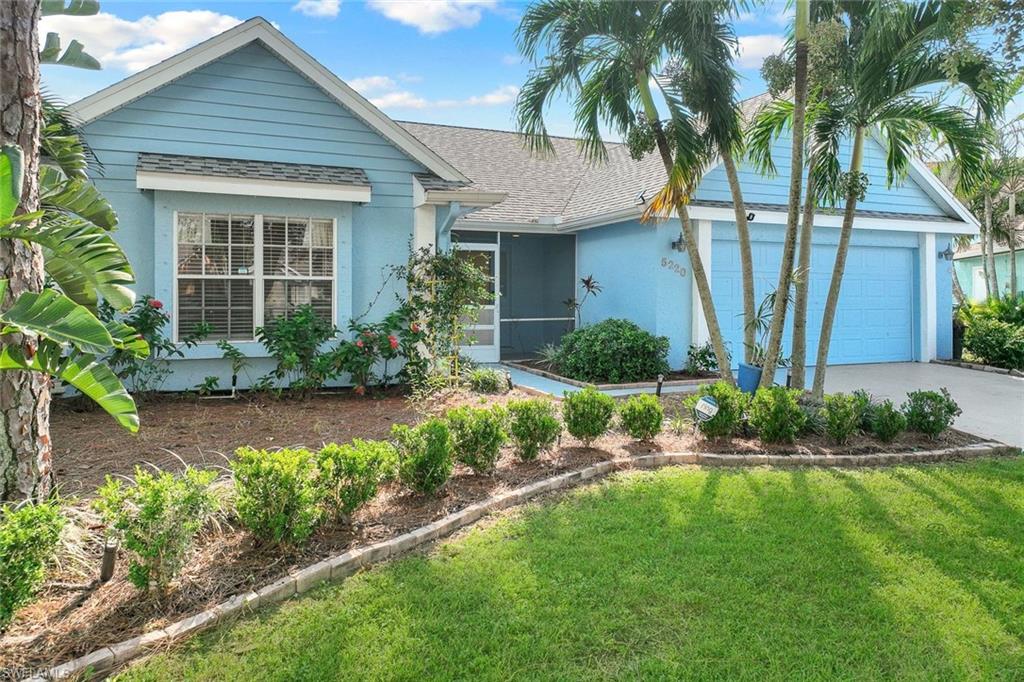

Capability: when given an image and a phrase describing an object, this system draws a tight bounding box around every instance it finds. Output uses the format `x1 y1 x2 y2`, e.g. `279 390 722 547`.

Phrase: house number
661 257 687 278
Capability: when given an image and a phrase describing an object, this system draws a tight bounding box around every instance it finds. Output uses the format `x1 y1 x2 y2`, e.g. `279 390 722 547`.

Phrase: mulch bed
0 389 986 672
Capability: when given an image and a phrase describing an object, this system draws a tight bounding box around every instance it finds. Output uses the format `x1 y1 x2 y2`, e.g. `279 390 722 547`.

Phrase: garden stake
656 374 664 397
100 541 117 583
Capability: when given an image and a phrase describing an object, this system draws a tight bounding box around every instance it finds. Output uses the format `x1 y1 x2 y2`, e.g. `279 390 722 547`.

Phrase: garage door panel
712 240 914 366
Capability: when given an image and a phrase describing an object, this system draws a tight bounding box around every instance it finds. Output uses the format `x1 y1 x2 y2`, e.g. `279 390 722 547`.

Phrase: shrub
963 317 1024 370
465 367 506 394
903 388 961 439
684 341 720 375
94 467 218 591
562 386 616 446
446 405 507 474
391 418 454 495
851 389 875 429
507 399 561 461
232 447 323 545
685 381 749 439
821 393 862 445
618 394 664 441
870 399 907 442
0 501 64 631
966 293 1024 326
316 440 398 521
749 387 806 444
256 304 338 393
555 319 670 384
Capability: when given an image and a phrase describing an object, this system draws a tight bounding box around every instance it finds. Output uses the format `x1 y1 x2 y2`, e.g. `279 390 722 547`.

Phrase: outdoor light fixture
939 245 955 261
671 235 686 252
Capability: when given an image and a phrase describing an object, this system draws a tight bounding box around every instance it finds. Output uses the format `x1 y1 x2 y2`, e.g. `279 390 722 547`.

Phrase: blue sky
41 0 793 138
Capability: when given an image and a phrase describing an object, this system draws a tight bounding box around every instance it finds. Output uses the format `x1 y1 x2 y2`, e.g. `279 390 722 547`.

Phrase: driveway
823 363 1024 448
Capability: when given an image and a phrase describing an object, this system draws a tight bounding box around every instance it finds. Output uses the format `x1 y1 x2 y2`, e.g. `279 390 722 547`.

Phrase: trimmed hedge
555 319 670 384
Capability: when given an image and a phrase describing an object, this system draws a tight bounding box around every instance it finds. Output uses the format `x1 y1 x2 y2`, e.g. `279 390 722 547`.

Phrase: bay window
175 212 335 341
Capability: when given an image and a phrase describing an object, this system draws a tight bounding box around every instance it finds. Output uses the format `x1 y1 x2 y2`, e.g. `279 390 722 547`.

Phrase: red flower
410 322 420 333
355 339 364 348
149 299 164 309
388 335 399 349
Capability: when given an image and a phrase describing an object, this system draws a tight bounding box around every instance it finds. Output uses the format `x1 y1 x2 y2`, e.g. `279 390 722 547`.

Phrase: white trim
919 232 938 361
137 170 371 203
413 204 436 251
499 317 574 323
69 17 468 183
691 220 712 348
423 190 507 207
455 242 500 363
172 211 337 343
867 129 980 229
555 204 975 235
454 220 561 234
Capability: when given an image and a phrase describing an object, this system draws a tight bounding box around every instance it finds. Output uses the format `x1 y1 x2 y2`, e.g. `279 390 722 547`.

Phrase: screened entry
453 231 576 361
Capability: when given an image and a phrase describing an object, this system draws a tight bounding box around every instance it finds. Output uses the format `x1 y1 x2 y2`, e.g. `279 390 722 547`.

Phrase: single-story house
954 240 1023 302
69 17 976 391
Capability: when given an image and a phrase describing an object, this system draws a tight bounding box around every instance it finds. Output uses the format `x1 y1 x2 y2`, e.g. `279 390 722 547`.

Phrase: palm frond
746 98 795 175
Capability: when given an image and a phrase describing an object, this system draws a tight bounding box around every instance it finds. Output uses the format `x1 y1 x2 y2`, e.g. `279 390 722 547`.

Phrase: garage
712 238 916 367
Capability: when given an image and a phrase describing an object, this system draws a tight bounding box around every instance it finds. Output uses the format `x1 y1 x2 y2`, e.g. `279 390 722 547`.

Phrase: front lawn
121 460 1024 681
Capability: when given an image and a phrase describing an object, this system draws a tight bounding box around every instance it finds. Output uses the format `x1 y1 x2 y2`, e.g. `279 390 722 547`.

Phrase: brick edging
931 358 1024 378
38 440 1018 680
502 361 717 391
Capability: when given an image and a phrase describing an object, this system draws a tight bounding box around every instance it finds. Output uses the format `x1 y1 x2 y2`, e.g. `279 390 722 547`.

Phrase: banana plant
0 145 144 431
39 0 101 70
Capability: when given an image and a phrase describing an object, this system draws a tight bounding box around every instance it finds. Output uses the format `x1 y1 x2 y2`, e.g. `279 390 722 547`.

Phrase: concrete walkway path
823 363 1024 448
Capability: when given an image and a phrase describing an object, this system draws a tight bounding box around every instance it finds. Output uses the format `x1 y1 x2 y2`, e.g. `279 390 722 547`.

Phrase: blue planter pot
737 363 762 394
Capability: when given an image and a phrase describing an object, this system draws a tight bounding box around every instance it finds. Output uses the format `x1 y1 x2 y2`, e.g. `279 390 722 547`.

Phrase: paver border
931 358 1024 378
503 361 718 391
37 440 1019 680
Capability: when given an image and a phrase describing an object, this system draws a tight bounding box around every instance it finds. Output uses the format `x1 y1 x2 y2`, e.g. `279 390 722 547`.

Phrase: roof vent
635 190 646 205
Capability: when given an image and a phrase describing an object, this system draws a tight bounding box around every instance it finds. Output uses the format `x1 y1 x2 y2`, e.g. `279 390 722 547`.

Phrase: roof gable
69 17 468 182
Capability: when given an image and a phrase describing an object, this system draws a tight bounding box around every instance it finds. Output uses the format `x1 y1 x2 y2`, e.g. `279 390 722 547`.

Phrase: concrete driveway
823 363 1024 448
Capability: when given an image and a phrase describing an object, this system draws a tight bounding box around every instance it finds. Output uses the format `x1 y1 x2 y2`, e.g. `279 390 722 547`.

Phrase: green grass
120 459 1024 681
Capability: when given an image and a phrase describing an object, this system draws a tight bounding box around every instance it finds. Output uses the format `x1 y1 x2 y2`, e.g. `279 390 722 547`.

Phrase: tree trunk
758 0 809 389
985 193 999 299
637 73 734 382
789 171 817 389
979 212 990 299
952 264 966 306
0 0 51 502
811 126 865 400
721 150 755 363
1009 192 1017 296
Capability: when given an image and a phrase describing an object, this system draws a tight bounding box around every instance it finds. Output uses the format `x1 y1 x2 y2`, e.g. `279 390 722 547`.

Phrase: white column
918 232 937 361
691 219 713 347
413 204 436 251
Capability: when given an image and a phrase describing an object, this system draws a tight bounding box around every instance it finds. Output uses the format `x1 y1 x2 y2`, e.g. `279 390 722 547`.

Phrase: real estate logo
693 396 719 422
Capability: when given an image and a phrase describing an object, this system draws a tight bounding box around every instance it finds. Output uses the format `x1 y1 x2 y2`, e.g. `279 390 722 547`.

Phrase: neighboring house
70 18 977 390
954 241 1023 302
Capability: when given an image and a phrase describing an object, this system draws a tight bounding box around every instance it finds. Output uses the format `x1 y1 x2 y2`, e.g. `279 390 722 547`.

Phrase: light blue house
70 18 977 390
954 240 1023 302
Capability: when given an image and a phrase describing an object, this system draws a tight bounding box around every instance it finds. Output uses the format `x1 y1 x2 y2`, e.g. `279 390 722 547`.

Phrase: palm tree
1 0 140 501
515 0 743 381
755 0 810 388
807 0 1004 398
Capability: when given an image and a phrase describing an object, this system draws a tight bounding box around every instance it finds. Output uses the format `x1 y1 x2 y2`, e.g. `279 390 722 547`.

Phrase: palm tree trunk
811 126 865 400
789 172 817 389
980 216 990 299
1009 193 1017 296
637 74 734 382
952 265 966 306
0 0 52 501
758 0 809 389
721 150 755 363
985 193 999 299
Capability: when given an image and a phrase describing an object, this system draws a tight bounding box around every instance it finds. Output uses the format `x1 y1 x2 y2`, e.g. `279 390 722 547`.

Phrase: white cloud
501 53 521 66
367 0 499 34
348 75 398 94
736 34 786 69
39 10 243 73
293 0 341 18
350 75 518 110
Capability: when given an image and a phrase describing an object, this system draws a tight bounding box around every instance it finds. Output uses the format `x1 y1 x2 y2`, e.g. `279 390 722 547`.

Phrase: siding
695 133 946 217
954 252 1024 301
84 40 428 389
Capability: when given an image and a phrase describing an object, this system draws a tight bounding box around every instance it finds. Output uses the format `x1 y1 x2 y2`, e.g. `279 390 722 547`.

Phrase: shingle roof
689 199 962 223
137 152 370 186
402 93 917 227
412 173 469 191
